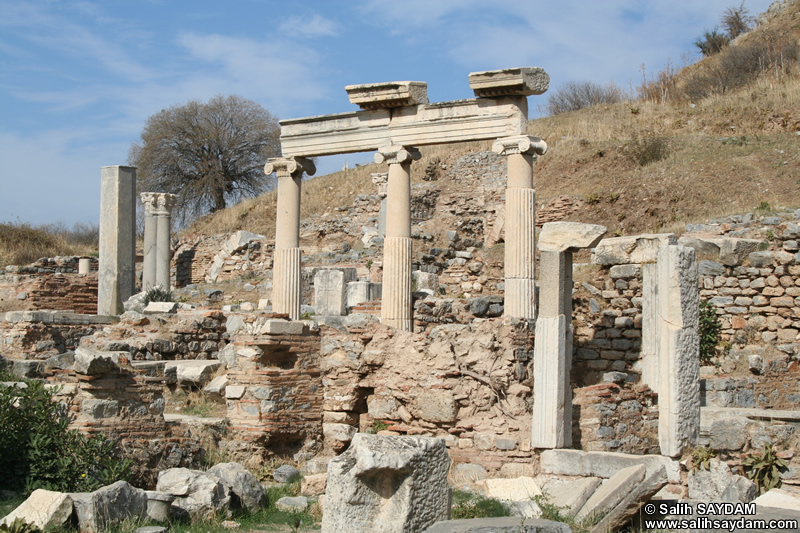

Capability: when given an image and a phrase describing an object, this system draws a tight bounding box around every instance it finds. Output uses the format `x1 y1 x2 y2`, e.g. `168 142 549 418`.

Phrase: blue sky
0 0 775 225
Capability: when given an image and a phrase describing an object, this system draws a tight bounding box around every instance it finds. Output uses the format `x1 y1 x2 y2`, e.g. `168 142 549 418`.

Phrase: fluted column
265 157 316 320
493 135 547 319
140 193 158 291
375 146 420 331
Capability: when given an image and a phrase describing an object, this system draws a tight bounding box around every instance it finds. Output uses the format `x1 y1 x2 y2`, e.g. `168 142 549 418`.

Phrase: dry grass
0 220 98 268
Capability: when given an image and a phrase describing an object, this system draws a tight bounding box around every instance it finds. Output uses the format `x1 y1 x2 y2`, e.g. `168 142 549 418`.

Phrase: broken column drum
493 135 548 320
140 192 177 291
265 157 316 320
98 166 136 316
275 67 549 329
375 146 420 331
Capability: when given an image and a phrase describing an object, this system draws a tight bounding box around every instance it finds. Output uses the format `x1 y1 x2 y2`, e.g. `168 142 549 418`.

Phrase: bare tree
546 81 625 116
722 2 754 40
129 95 281 225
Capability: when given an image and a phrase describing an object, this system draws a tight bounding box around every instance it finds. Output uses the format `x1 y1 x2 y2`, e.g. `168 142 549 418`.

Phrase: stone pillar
98 166 136 316
640 263 659 391
372 172 388 239
492 135 547 319
155 194 177 289
265 157 315 320
532 222 607 449
374 146 420 331
140 193 158 291
657 244 700 457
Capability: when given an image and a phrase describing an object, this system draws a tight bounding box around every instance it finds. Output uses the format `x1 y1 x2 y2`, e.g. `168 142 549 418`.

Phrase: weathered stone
204 375 228 401
592 234 677 265
576 464 645 521
323 423 357 445
73 347 120 375
688 458 757 502
536 222 606 253
539 449 681 483
321 434 450 533
156 468 231 521
749 251 774 267
678 236 721 258
346 81 428 109
273 464 301 483
484 477 542 501
72 481 148 533
588 465 667 533
81 399 119 420
276 496 308 512
752 488 800 511
413 389 457 423
347 281 382 308
0 489 72 530
709 416 753 451
206 462 266 512
718 238 766 266
165 360 222 387
301 473 328 496
453 463 488 483
315 268 357 316
469 67 550 97
144 491 174 523
423 518 572 533
609 264 641 280
540 477 601 518
260 319 308 336
98 166 136 315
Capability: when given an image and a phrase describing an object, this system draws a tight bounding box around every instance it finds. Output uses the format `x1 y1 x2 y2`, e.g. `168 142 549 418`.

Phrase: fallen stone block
688 458 756 502
156 468 231 521
206 462 266 512
260 319 309 335
588 465 667 533
276 496 308 512
144 491 175 523
322 434 450 533
165 360 223 387
301 473 327 496
273 464 301 483
540 477 602 518
539 449 681 483
423 517 572 533
0 489 72 531
203 375 228 402
484 477 542 501
73 347 121 375
72 481 148 533
143 301 178 314
576 464 645 521
753 488 800 511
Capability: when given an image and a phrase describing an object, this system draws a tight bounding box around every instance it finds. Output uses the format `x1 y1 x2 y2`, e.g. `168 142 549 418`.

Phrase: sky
0 0 777 226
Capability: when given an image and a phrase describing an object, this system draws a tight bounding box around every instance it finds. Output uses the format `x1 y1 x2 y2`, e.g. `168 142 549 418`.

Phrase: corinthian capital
264 157 316 178
492 135 548 157
373 145 421 165
140 192 158 215
155 193 178 216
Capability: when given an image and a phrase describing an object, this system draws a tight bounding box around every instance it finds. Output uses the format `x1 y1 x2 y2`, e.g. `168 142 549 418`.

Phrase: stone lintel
492 135 548 157
469 67 550 97
537 222 607 253
279 97 527 158
345 81 428 109
264 157 316 178
374 145 421 165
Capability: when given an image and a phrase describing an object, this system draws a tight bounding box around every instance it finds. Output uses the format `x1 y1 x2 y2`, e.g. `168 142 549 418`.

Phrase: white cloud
279 14 339 38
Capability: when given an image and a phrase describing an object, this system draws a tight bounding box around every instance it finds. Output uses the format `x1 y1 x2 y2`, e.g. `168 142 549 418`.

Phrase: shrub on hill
547 81 626 116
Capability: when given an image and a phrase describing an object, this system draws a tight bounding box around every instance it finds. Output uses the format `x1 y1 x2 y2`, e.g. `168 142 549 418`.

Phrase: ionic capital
141 192 177 216
492 135 548 157
264 157 316 179
371 172 388 198
374 145 421 166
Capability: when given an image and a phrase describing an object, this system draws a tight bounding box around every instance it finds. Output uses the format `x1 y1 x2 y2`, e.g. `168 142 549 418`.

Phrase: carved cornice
264 157 316 179
492 135 548 157
373 145 421 166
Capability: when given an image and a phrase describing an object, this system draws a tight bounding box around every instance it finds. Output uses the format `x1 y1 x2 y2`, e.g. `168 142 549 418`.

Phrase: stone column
140 193 158 290
374 146 420 331
657 244 700 457
371 172 388 239
78 258 91 275
265 157 315 320
532 222 606 449
492 135 547 320
98 166 136 316
155 193 177 289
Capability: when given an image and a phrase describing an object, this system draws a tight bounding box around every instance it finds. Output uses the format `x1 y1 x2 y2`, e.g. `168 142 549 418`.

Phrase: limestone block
0 489 73 530
413 389 457 423
709 416 753 451
273 464 301 483
539 449 681 483
73 347 120 375
143 301 178 314
753 488 800 511
225 386 245 399
276 496 308 512
592 233 677 265
81 399 119 420
368 395 398 419
72 481 148 533
589 465 667 533
688 458 756 502
323 423 357 445
346 81 428 109
678 235 721 258
156 468 231 521
540 477 602 518
321 434 451 533
537 222 607 253
412 270 439 292
576 464 645 521
260 319 308 336
453 463 488 483
301 473 328 496
206 462 266 512
657 245 700 457
468 67 550 97
223 230 265 255
165 360 222 387
347 281 382 307
717 238 767 266
484 477 542 501
315 269 357 316
423 518 572 533
144 491 174 523
204 375 228 402
749 251 774 267
226 315 245 334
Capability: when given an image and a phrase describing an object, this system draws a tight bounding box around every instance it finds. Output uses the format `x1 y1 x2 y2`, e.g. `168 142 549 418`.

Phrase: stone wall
1 311 114 358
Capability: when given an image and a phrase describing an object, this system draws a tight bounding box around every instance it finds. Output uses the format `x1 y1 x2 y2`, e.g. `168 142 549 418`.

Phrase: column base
381 236 412 331
273 248 302 320
504 278 536 319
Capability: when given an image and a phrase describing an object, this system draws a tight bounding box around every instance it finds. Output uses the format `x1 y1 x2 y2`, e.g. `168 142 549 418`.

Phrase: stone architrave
321 434 451 533
493 136 547 320
532 222 606 449
140 192 177 290
657 244 700 457
264 157 315 320
314 268 358 316
375 146 420 331
98 166 136 316
372 172 388 238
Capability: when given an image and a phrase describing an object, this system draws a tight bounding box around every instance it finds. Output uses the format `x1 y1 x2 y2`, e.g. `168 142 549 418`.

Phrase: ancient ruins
3 65 800 532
